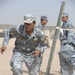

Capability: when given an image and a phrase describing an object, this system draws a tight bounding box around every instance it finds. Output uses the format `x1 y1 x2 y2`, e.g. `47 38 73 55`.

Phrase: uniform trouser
59 44 75 75
10 52 42 75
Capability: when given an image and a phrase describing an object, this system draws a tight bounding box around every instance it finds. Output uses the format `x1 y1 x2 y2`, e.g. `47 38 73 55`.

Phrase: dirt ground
0 38 61 75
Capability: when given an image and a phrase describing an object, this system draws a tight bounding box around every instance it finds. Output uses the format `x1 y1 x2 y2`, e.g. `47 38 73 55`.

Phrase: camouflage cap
41 16 48 20
62 13 68 17
24 14 36 23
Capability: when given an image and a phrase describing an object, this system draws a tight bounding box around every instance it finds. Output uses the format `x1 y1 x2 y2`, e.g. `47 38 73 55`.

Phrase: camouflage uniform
59 20 74 75
2 25 49 75
59 32 75 75
37 23 44 31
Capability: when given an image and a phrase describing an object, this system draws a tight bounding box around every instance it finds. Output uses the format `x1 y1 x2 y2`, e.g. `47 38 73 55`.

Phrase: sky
0 0 75 26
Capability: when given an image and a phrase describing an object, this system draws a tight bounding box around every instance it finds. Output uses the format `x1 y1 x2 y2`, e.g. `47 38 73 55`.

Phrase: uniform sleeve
37 24 44 30
2 26 19 47
35 31 49 53
66 22 73 29
59 22 73 41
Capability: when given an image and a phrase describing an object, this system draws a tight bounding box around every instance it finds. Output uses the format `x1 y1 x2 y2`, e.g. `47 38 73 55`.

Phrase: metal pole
45 1 66 75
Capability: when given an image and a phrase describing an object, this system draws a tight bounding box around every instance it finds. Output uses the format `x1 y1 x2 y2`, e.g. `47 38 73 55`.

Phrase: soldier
0 14 49 75
37 15 51 48
59 13 73 45
59 32 75 75
59 13 73 75
37 16 48 31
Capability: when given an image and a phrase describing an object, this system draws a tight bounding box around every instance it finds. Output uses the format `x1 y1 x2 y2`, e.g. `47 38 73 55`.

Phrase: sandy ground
0 38 61 75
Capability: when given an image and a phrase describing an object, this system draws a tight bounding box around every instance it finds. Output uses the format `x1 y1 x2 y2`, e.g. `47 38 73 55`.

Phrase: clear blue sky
0 0 75 26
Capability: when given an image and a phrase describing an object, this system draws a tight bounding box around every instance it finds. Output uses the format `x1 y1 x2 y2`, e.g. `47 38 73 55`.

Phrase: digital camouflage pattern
59 20 75 75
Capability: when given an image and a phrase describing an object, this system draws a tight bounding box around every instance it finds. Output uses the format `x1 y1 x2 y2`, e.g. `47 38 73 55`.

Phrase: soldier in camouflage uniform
59 32 75 75
0 14 49 75
37 16 48 31
59 13 74 75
